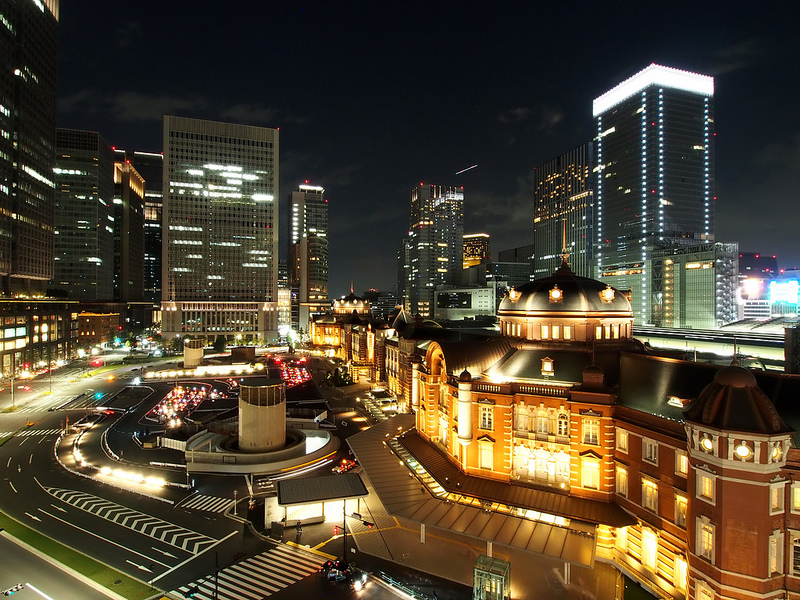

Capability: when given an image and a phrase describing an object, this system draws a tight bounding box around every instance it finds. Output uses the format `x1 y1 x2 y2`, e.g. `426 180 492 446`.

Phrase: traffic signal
333 525 339 535
363 521 374 529
184 586 198 598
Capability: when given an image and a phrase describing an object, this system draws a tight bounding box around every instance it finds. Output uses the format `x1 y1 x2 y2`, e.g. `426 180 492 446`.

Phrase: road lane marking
25 512 41 521
9 481 16 493
25 583 56 600
151 547 178 559
6 457 10 468
37 509 171 568
149 530 237 585
126 560 153 573
49 503 67 513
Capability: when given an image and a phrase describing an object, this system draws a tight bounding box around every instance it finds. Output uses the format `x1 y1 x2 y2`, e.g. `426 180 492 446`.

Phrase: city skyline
55 3 800 297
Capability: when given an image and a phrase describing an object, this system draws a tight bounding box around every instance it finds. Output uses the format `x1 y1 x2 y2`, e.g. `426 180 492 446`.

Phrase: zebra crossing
179 493 235 514
175 544 322 600
44 486 217 554
0 428 62 438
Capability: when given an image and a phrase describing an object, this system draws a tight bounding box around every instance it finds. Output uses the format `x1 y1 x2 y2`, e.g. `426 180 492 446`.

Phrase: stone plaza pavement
298 469 623 600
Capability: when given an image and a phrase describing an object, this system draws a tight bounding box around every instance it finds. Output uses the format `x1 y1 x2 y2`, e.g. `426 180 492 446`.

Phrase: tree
213 335 227 353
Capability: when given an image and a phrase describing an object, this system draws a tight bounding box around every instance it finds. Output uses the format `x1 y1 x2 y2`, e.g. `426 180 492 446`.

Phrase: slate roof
277 472 368 506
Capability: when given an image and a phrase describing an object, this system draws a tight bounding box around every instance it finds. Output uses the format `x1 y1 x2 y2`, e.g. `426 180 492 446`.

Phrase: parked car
332 458 358 473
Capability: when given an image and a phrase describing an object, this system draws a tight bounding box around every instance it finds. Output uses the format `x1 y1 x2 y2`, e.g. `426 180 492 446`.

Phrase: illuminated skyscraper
128 151 164 304
287 183 328 333
52 129 115 301
593 64 715 324
112 151 145 303
162 116 279 342
403 183 464 317
533 144 594 279
0 0 59 296
463 233 490 269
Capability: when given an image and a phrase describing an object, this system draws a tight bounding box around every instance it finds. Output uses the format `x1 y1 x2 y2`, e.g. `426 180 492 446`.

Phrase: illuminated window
615 465 628 496
616 428 628 452
536 411 548 435
697 472 715 503
611 324 619 339
541 324 550 339
563 325 572 340
674 557 687 591
642 529 657 570
557 413 569 437
792 536 800 574
771 483 785 514
642 438 658 464
792 484 800 513
769 530 783 574
675 494 687 528
541 357 554 377
697 581 714 600
479 440 494 470
675 449 688 475
595 325 603 339
582 457 599 489
616 526 628 552
642 478 658 512
697 518 715 562
479 406 493 431
582 417 599 445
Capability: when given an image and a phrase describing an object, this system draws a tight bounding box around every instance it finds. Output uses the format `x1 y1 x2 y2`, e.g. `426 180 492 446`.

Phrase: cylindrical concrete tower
238 378 286 452
183 338 204 368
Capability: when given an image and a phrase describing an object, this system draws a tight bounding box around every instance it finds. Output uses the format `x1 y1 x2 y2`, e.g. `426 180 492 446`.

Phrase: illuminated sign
769 280 799 304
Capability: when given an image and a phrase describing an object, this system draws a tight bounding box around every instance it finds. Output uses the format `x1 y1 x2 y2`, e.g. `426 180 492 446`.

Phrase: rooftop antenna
732 338 739 366
561 219 570 266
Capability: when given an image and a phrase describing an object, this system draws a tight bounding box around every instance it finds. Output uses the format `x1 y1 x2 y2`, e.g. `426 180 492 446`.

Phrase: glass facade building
0 0 59 296
112 153 145 302
463 233 490 269
52 129 115 302
403 184 464 318
650 242 738 329
593 65 715 324
161 116 279 343
533 143 594 278
129 151 163 304
288 184 328 332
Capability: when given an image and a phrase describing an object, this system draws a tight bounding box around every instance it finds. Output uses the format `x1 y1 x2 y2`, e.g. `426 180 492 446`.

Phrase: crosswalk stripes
179 493 234 513
44 486 217 554
0 428 62 438
175 544 323 600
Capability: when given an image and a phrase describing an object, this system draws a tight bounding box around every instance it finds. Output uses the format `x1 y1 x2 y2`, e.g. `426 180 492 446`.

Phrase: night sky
56 2 800 299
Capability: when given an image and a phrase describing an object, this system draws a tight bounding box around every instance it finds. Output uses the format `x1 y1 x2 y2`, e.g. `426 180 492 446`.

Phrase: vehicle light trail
455 164 477 175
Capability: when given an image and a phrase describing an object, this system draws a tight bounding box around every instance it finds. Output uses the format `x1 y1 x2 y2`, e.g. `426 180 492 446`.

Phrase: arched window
536 410 549 435
557 413 569 437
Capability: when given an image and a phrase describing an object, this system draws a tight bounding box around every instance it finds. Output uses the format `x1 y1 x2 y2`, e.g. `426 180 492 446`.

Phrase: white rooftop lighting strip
593 64 714 116
299 184 324 191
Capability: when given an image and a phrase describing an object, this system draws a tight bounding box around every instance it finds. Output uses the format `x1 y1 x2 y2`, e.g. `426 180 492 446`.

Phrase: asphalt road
0 352 412 600
0 533 115 600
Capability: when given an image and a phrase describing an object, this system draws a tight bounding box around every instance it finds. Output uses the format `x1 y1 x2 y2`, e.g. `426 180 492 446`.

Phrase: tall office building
162 116 279 342
287 183 328 333
593 64 715 324
463 233 490 269
129 151 164 304
403 183 464 317
533 144 594 278
112 153 145 302
52 129 115 301
0 0 59 296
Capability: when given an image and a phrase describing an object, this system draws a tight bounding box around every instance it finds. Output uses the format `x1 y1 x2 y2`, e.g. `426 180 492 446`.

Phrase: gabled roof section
436 338 514 377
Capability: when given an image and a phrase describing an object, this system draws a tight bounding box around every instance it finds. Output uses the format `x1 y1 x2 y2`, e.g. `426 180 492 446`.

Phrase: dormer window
549 285 563 303
599 286 615 303
541 357 554 377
